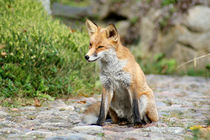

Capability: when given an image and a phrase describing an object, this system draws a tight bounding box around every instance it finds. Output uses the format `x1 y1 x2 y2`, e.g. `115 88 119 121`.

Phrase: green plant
0 0 97 99
188 126 210 140
130 16 139 25
161 0 177 6
51 0 90 7
184 68 210 77
137 53 177 75
136 52 209 76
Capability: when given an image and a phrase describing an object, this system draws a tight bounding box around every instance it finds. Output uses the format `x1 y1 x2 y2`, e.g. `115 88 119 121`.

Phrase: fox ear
86 19 98 36
106 24 118 42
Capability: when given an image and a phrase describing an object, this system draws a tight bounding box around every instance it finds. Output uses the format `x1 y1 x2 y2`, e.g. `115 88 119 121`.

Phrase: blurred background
0 0 210 105
50 0 210 75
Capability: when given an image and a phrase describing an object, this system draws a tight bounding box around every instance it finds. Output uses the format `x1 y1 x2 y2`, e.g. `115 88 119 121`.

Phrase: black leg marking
144 114 152 124
133 98 142 124
96 101 106 126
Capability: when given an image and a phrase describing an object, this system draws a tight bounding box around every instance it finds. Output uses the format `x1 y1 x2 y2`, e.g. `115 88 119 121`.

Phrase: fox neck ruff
98 48 131 90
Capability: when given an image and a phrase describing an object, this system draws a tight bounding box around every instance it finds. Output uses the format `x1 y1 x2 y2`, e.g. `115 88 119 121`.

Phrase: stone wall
138 5 210 69
50 0 210 69
90 0 210 69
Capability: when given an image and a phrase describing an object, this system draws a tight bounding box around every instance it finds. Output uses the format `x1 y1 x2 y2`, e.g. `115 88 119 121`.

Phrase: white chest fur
98 49 131 90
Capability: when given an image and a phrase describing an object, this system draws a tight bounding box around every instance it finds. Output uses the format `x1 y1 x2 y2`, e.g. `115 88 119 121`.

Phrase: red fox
82 19 159 126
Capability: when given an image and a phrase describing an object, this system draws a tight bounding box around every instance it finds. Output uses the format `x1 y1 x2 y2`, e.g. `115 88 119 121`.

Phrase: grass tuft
0 0 97 99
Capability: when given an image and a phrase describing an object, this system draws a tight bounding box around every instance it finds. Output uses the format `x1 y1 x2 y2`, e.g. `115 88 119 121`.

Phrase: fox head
85 19 119 62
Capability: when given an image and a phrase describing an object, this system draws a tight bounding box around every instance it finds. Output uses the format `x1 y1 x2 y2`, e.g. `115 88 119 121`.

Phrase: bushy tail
81 101 100 124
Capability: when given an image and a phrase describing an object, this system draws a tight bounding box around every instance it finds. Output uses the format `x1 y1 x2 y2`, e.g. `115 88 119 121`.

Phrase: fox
82 19 159 126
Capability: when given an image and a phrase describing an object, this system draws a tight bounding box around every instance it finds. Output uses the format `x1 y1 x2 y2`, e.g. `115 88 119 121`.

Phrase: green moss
0 0 97 98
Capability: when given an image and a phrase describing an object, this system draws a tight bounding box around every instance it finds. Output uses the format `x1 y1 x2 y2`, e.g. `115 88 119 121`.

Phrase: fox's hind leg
132 94 148 125
109 107 119 124
139 93 159 124
139 95 151 124
132 90 158 125
146 95 159 122
132 97 142 124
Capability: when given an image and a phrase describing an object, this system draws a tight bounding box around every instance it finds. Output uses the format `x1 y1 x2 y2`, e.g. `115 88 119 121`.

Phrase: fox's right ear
86 19 98 36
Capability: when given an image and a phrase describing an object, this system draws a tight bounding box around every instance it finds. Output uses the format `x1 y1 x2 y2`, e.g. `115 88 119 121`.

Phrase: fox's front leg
131 89 157 125
96 87 113 126
129 89 147 125
130 91 143 125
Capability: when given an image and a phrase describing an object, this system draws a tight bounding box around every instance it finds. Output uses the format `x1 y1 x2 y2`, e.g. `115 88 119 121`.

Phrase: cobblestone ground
0 75 209 140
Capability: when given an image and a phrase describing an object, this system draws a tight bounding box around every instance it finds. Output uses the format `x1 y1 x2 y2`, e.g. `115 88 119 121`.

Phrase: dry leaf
76 100 86 104
34 98 41 107
1 52 7 56
0 44 5 49
10 108 19 112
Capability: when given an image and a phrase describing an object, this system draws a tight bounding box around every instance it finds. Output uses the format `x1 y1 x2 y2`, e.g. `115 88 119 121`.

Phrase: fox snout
84 47 99 62
85 55 89 60
84 53 99 62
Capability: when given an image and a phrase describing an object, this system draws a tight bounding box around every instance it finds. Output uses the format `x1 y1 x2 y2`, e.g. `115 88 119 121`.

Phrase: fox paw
95 120 104 126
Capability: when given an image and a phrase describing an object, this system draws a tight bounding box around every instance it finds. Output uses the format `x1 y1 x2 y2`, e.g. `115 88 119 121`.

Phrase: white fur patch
139 95 148 120
98 48 131 90
81 114 98 125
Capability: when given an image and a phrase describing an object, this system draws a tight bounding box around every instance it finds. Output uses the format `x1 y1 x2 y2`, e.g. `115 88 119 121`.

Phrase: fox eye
98 46 104 49
89 43 92 49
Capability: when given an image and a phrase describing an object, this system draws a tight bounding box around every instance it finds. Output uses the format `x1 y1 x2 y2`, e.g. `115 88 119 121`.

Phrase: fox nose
85 55 89 60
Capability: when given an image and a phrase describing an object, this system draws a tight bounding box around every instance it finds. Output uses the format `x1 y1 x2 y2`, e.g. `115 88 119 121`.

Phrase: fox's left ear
106 24 118 42
86 19 98 36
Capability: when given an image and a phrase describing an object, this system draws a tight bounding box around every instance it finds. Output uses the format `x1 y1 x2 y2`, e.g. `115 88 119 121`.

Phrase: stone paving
0 75 209 140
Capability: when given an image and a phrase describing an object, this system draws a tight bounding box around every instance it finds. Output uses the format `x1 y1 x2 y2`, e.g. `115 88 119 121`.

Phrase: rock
20 106 36 111
0 120 18 128
68 133 102 140
138 14 156 55
172 25 210 69
132 5 210 70
71 126 103 135
24 130 54 137
116 21 130 43
149 133 184 140
168 127 185 134
38 0 51 15
0 128 21 134
90 0 109 19
48 99 67 108
64 106 75 111
0 111 8 118
51 3 93 18
40 122 70 129
90 0 142 19
0 75 209 139
46 136 72 140
47 133 102 140
185 6 210 32
139 17 210 69
144 127 185 135
178 28 210 52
